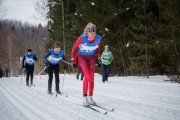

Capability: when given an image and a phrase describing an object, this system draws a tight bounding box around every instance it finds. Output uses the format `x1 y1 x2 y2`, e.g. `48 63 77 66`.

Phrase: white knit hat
105 45 108 48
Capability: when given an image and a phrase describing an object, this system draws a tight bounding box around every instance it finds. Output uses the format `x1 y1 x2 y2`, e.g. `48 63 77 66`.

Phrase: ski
92 104 114 112
55 92 68 97
58 93 68 97
76 103 108 114
48 92 57 97
29 85 35 87
50 92 68 97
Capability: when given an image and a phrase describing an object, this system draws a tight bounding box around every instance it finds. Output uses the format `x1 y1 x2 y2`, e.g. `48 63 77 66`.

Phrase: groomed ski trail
0 74 180 120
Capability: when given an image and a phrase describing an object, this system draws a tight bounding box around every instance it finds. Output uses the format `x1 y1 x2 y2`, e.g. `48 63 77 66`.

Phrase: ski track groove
2 80 96 120
1 75 180 120
42 75 180 120
1 78 120 120
0 82 53 120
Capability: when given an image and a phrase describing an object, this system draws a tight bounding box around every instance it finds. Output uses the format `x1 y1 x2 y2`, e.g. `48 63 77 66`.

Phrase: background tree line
0 19 48 76
1 0 180 77
44 0 180 77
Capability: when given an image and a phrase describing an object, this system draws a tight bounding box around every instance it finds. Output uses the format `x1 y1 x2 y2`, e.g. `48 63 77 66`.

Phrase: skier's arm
22 56 25 68
109 52 113 62
62 53 67 68
101 52 104 60
33 54 38 61
97 43 101 59
44 51 51 64
71 36 82 60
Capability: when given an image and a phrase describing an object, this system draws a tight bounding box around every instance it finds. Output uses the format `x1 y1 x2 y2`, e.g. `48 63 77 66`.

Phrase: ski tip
104 112 108 114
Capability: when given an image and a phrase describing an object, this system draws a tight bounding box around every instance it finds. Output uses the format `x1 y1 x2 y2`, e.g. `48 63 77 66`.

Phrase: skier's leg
88 56 96 96
101 64 106 82
78 55 89 97
26 67 30 86
30 67 34 85
54 65 60 93
106 65 111 81
105 65 108 81
81 68 84 81
48 66 53 93
76 67 81 79
88 56 96 104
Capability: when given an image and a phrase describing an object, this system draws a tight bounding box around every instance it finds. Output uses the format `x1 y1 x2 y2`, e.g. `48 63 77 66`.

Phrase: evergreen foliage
46 0 180 76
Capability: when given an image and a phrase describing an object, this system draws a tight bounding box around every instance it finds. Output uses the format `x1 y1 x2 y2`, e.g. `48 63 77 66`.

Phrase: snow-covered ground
0 74 180 120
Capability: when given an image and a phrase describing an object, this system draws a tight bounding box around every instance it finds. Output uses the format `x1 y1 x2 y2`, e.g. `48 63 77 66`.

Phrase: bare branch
0 0 6 19
34 0 48 21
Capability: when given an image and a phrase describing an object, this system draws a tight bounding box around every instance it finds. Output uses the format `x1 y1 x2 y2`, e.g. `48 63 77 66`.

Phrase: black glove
97 59 101 67
64 65 67 70
71 60 77 68
46 61 52 66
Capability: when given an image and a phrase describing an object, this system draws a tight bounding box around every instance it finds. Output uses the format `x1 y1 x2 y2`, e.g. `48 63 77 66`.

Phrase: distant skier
0 67 2 78
101 45 113 82
74 53 84 80
22 48 38 86
71 22 102 106
5 68 9 77
44 42 67 95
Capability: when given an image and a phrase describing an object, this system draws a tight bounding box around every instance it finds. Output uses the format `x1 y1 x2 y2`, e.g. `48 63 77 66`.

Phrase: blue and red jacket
71 34 102 60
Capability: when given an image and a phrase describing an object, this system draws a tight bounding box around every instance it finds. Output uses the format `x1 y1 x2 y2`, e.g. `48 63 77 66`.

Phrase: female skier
71 22 102 106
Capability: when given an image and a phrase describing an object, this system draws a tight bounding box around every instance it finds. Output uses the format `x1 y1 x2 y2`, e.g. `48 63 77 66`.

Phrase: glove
97 59 101 67
71 60 77 68
46 61 52 66
64 65 67 70
22 68 26 72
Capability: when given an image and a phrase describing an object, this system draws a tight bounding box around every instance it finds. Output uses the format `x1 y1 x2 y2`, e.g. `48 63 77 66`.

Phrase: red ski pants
78 54 96 96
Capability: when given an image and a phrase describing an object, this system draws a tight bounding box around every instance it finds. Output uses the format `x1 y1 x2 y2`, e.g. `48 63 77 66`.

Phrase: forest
0 20 48 76
45 0 180 77
0 0 180 78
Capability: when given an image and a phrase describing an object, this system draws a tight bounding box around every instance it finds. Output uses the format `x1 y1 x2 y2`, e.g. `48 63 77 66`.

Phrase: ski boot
47 89 53 95
83 96 89 106
87 96 96 105
30 80 33 86
81 76 83 81
26 81 29 86
76 74 79 80
56 90 62 95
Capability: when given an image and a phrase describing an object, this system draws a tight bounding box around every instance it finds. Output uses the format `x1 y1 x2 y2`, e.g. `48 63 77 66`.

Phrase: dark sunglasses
87 27 96 33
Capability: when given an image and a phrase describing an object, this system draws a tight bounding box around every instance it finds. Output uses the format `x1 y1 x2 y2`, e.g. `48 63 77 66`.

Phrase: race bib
79 44 98 53
47 56 62 63
26 58 34 64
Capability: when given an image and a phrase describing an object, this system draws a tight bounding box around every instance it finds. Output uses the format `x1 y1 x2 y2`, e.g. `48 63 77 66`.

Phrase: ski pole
37 65 49 76
20 68 25 85
20 71 23 85
61 70 66 93
60 59 71 66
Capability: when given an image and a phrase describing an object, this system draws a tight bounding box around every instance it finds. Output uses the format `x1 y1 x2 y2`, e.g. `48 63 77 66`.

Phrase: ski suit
71 34 102 96
22 53 38 85
101 50 113 82
44 49 67 92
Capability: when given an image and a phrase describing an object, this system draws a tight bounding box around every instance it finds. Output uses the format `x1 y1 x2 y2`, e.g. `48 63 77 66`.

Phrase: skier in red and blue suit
71 22 102 106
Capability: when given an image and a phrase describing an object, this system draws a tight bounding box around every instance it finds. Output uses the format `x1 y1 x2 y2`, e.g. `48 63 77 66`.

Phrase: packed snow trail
0 74 180 120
